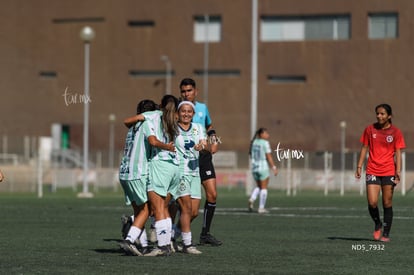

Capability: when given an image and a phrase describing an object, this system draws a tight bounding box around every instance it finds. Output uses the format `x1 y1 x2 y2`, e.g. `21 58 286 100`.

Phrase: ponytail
160 95 179 142
249 127 267 157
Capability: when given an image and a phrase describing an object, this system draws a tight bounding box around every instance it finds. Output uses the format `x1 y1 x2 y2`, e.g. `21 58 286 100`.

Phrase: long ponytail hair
160 95 179 142
249 127 267 157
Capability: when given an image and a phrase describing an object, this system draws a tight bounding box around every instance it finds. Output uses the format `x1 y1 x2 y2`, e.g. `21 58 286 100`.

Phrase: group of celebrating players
118 78 222 256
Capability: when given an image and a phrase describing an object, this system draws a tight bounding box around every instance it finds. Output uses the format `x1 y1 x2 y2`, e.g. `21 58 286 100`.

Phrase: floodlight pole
108 114 116 168
161 55 171 94
203 14 210 105
247 0 258 196
340 121 347 196
78 26 95 198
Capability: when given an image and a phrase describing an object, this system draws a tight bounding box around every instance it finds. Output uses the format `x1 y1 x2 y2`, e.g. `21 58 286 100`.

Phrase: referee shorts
199 150 216 182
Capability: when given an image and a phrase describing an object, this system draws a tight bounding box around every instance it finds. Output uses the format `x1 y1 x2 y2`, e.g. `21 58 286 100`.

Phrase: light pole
203 14 210 105
247 0 258 196
78 26 95 198
160 55 171 94
108 113 116 168
340 121 347 196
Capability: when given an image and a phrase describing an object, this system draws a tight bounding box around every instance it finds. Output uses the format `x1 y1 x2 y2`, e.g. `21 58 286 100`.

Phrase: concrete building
1 0 413 167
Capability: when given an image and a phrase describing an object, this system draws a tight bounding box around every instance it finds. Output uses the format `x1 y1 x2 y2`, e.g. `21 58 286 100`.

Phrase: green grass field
1 187 413 274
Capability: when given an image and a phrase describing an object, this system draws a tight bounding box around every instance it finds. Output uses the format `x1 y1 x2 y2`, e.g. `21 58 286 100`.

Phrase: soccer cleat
119 240 143 256
380 236 390 242
169 242 176 253
258 208 269 214
373 223 382 241
144 245 171 257
121 215 132 239
248 199 254 212
170 239 183 253
183 245 202 255
373 229 381 241
139 246 151 255
199 234 223 246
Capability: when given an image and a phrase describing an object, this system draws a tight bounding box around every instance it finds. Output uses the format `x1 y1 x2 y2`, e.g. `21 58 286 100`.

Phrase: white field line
212 207 414 220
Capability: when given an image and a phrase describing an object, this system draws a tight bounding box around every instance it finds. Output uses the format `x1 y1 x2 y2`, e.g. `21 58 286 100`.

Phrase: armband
207 129 216 136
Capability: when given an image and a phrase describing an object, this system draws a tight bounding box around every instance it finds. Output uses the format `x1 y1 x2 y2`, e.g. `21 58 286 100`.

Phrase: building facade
1 0 413 165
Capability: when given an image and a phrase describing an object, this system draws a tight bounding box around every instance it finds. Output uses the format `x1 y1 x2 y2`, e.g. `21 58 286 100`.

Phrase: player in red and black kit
355 103 405 242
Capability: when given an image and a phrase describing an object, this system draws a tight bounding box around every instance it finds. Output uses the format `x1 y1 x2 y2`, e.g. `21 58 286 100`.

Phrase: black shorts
199 150 216 182
366 174 396 186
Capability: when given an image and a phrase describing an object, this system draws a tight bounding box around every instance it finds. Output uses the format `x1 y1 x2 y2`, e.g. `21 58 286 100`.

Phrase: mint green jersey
251 138 272 172
119 121 151 181
175 122 206 176
143 110 179 165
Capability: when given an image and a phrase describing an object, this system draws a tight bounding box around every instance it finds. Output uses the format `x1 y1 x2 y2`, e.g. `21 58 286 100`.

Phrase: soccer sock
250 187 260 202
383 207 393 237
155 219 169 247
201 201 216 236
182 231 192 246
259 189 268 209
139 227 148 247
126 226 141 243
368 206 382 229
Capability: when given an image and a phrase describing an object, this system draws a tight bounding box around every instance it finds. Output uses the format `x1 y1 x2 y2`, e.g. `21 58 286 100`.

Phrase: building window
127 20 155 27
39 71 58 78
368 13 398 39
128 70 174 77
267 75 306 84
261 15 350 41
193 69 240 77
193 15 221 43
52 17 105 24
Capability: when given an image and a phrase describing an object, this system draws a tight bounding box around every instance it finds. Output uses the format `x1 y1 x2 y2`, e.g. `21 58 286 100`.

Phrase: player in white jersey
179 78 222 246
119 99 158 256
248 128 278 214
173 101 207 254
124 95 179 256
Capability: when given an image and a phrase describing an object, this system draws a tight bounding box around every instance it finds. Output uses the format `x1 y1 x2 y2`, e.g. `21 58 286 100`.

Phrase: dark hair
136 99 158 114
179 78 196 88
249 127 267 157
160 95 179 142
375 103 392 124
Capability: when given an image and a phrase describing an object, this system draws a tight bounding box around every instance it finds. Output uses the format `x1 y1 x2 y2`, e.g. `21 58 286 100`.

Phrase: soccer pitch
1 187 413 274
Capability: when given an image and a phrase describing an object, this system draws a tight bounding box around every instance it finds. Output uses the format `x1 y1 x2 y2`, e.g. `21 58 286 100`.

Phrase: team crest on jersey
179 181 187 192
386 135 393 143
192 127 199 136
